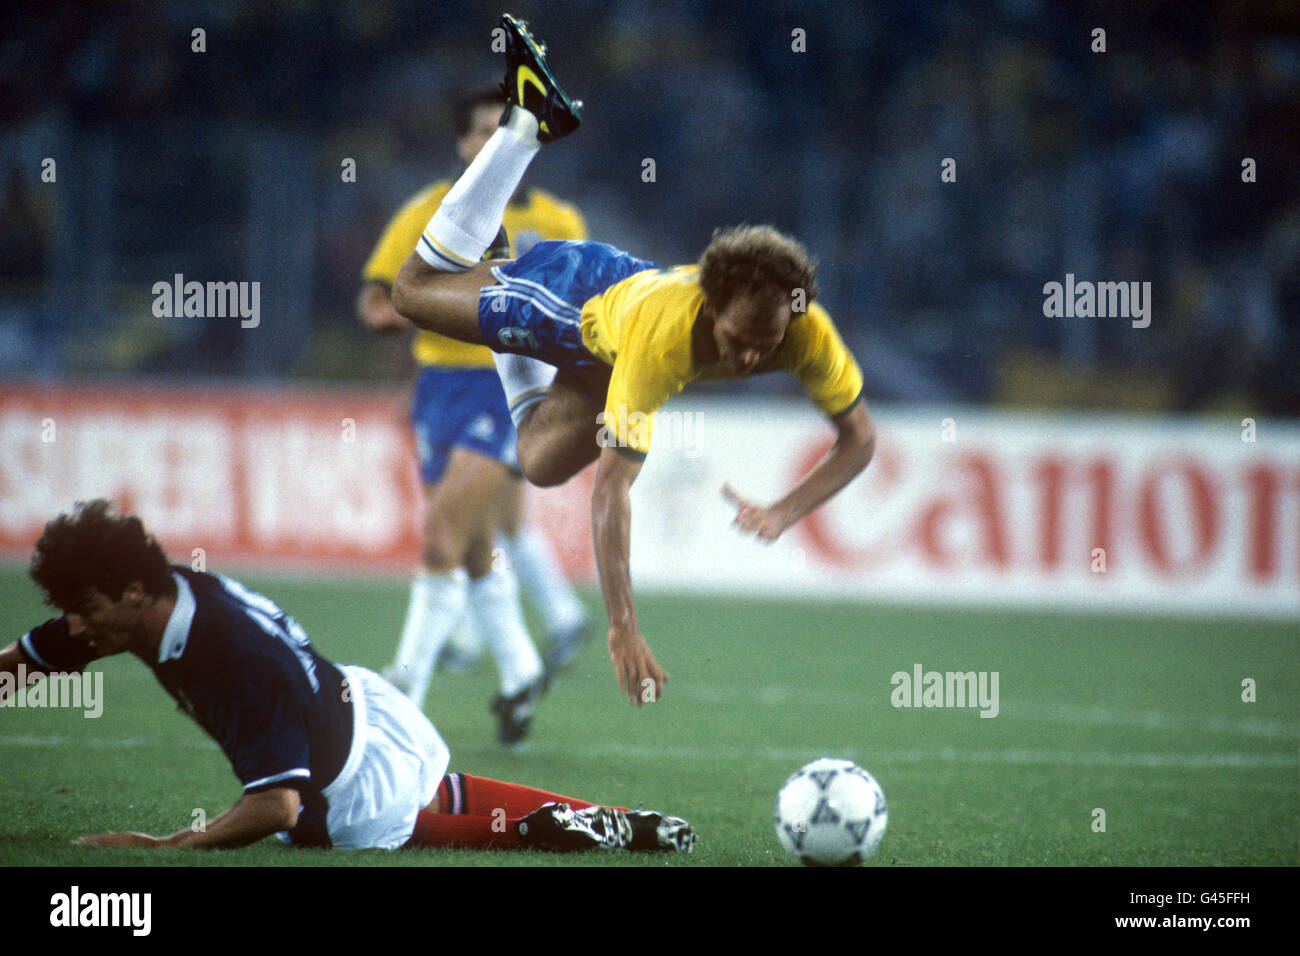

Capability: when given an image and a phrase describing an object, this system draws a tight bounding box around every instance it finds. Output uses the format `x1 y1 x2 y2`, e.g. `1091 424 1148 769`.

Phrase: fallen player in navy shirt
0 499 695 854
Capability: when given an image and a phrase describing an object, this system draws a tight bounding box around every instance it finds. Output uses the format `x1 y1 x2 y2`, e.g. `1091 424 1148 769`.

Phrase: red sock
408 775 632 850
406 811 525 849
439 773 601 816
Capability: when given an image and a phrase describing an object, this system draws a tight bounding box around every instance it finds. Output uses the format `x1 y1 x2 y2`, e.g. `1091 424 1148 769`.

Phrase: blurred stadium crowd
1 0 1296 414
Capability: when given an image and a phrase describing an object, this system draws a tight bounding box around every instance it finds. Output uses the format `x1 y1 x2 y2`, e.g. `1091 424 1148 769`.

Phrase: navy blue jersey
20 567 353 845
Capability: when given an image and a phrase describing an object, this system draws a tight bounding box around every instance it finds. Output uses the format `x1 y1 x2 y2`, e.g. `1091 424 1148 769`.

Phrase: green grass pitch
0 563 1295 867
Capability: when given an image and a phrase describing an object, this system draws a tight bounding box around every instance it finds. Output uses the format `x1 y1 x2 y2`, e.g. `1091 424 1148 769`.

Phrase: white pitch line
635 682 1300 740
1012 701 1298 741
513 741 1296 769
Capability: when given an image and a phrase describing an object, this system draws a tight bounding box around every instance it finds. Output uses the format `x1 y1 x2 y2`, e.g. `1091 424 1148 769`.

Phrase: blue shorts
410 366 517 485
477 240 659 402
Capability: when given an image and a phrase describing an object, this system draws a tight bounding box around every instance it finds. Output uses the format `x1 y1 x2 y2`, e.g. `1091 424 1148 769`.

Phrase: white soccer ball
774 758 888 866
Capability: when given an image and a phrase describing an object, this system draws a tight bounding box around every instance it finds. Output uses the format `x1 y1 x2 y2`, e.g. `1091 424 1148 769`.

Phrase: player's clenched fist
608 628 668 706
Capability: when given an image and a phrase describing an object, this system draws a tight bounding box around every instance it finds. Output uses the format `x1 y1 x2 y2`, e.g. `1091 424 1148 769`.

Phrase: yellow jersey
580 266 864 456
362 181 587 367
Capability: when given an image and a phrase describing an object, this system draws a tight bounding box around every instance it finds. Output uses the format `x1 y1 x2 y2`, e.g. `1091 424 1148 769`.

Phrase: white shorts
316 665 451 850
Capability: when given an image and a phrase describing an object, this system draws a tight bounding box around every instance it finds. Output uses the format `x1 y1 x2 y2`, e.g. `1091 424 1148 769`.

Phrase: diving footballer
0 500 694 854
391 15 875 707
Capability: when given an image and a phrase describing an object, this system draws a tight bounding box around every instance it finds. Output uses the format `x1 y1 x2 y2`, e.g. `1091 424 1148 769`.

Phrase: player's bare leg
392 259 498 343
514 369 603 487
421 449 502 574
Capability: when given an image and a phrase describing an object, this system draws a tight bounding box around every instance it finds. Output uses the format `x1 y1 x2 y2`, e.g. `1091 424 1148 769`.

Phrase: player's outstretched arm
591 445 668 706
724 401 875 540
75 786 300 850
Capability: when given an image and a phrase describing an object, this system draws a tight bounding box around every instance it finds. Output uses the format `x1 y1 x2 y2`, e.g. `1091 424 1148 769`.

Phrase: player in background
390 16 876 707
358 89 590 744
0 500 694 854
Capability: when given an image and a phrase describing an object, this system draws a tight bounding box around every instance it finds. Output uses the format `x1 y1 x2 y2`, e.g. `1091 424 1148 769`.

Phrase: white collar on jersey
157 572 196 664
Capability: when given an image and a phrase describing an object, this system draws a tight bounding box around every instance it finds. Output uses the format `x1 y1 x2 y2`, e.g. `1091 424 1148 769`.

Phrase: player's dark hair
698 225 819 316
29 499 174 610
454 87 507 138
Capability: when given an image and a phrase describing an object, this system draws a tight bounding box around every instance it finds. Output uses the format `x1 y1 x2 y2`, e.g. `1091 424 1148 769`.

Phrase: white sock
502 528 587 634
492 351 557 426
467 567 544 697
417 113 541 271
390 569 468 708
443 618 484 657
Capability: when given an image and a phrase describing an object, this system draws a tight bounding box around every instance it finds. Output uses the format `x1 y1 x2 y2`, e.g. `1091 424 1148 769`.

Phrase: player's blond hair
698 225 819 314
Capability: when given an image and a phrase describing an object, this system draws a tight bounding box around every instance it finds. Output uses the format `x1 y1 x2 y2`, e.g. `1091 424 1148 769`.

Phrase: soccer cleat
489 674 547 746
497 14 583 144
543 618 591 677
625 808 698 853
516 802 631 851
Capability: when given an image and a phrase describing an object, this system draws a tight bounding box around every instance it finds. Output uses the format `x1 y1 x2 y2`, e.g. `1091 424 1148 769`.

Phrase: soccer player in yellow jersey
392 16 875 706
358 88 590 744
